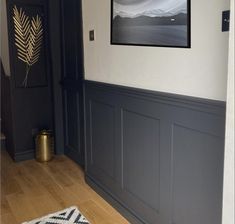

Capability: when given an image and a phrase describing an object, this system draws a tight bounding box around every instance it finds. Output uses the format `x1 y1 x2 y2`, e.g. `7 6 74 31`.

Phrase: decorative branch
13 6 43 87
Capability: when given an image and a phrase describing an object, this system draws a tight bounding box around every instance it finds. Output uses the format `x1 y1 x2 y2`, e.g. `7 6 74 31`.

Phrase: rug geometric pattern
22 206 90 224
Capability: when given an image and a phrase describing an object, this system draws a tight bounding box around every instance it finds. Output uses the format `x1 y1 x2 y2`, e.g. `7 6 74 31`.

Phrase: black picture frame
111 0 191 48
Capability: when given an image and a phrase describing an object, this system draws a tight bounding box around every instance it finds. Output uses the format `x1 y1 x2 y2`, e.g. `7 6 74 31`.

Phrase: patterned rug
22 206 90 224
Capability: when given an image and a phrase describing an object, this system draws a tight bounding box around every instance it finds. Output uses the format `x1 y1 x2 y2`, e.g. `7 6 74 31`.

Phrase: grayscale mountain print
112 0 190 47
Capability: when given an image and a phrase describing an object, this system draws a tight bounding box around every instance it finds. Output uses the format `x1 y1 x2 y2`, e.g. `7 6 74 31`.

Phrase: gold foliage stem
22 65 31 87
13 5 43 87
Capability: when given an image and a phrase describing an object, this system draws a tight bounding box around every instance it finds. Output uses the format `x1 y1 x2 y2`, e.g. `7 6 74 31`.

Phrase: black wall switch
89 30 95 41
222 10 230 32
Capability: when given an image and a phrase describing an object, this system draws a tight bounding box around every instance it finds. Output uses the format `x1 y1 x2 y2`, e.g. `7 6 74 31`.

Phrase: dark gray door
61 0 84 165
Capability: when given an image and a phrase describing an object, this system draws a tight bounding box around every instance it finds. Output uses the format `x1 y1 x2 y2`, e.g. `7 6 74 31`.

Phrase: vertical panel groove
120 108 124 189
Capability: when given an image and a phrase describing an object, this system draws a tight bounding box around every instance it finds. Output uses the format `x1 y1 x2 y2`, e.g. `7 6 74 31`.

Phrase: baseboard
14 150 35 162
85 174 146 224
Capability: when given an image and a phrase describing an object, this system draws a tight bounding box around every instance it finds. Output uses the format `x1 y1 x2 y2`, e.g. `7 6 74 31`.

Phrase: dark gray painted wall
1 0 64 161
84 80 226 224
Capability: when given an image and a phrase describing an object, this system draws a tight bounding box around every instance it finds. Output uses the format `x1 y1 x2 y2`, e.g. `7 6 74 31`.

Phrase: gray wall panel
91 100 115 179
171 124 224 224
84 80 225 224
122 109 160 211
86 98 119 193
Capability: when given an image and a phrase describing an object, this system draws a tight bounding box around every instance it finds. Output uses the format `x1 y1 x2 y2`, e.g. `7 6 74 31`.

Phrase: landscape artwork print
111 0 190 47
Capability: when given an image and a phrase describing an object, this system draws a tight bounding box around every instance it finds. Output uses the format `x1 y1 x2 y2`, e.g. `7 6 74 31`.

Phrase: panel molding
84 80 226 224
121 108 161 214
86 98 118 190
169 123 224 224
89 99 115 165
85 80 226 116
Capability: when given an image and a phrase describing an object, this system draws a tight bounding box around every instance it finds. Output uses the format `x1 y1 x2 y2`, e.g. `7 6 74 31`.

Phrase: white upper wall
0 0 10 76
82 0 230 101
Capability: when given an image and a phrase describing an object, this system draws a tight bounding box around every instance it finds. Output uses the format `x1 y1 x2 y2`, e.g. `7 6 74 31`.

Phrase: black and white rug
22 206 90 224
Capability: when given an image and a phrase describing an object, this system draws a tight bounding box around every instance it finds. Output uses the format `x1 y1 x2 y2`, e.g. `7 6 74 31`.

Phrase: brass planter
35 130 54 162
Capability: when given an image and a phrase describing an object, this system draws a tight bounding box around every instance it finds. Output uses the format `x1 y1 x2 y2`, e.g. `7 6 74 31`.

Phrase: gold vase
35 130 54 162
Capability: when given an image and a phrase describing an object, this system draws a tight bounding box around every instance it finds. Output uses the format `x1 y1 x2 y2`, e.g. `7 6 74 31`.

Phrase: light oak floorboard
0 150 129 224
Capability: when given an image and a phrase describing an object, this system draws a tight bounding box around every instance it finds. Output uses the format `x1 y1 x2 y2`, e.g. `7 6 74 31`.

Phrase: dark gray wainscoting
84 80 226 224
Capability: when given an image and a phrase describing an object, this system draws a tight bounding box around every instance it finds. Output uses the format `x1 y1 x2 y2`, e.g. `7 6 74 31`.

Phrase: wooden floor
0 150 129 224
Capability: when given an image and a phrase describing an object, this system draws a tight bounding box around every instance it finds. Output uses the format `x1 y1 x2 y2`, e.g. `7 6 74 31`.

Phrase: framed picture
111 0 191 48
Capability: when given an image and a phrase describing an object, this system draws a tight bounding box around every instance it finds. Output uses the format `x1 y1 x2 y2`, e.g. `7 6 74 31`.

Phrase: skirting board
14 150 35 162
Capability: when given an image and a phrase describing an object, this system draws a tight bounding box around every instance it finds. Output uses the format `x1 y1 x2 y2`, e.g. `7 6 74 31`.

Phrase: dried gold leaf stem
13 5 43 87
